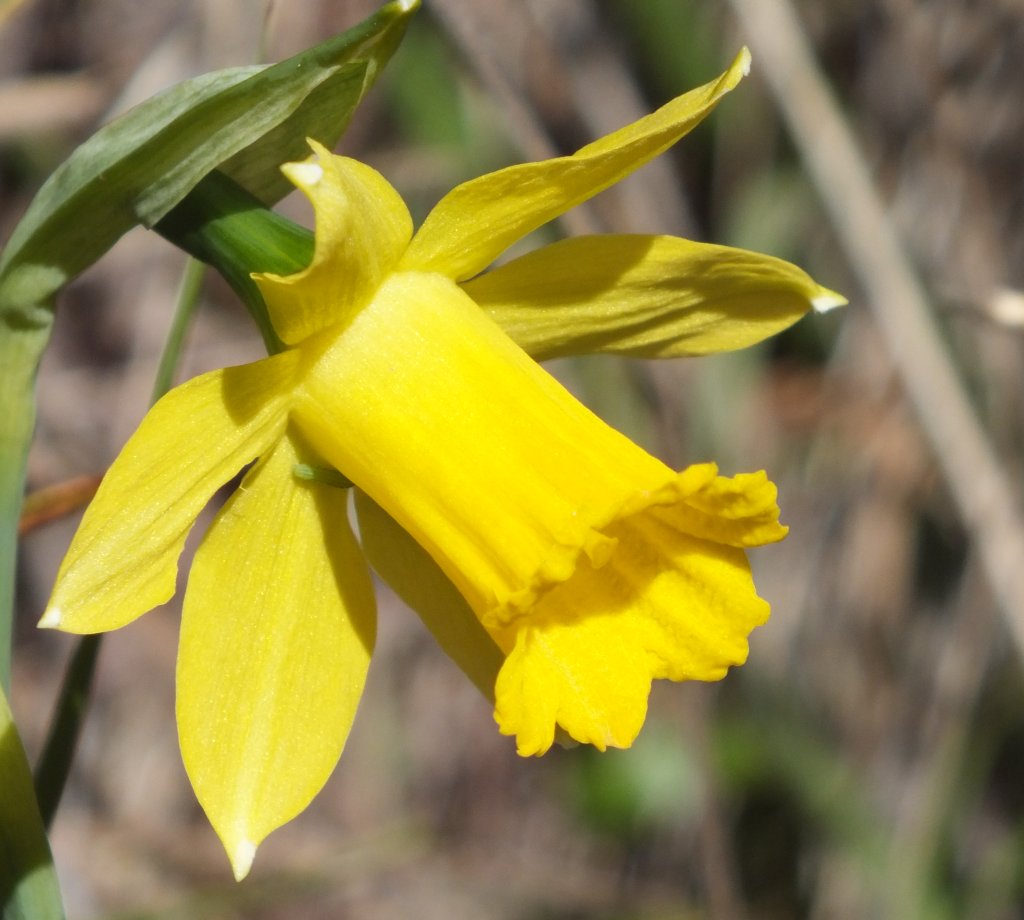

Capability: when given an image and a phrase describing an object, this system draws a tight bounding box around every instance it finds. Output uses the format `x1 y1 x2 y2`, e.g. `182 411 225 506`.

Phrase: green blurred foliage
569 723 702 839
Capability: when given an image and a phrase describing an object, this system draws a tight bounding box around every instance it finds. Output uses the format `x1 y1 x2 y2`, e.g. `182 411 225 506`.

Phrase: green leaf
0 329 46 695
1 685 65 920
0 0 418 320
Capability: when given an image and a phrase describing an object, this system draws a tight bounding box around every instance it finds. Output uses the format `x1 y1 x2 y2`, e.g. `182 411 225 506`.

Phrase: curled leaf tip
38 606 62 629
812 288 848 313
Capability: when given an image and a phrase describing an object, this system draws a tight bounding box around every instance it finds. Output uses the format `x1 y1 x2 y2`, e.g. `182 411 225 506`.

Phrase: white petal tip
739 47 752 76
812 290 848 313
230 840 257 882
284 161 324 188
395 0 418 11
38 607 62 629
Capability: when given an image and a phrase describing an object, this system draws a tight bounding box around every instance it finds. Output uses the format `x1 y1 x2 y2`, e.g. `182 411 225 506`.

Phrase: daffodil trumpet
42 48 841 878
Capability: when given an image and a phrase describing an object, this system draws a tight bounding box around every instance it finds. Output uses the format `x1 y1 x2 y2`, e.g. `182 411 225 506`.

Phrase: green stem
32 255 207 829
31 635 100 830
152 258 206 403
155 170 315 357
0 318 66 919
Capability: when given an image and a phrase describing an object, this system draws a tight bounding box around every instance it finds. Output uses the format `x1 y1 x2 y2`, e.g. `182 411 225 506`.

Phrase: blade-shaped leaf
0 330 46 694
0 0 418 318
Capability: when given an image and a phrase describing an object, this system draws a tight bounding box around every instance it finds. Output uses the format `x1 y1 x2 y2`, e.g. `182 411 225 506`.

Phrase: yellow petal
289 269 677 628
354 489 503 701
667 468 788 547
42 352 298 634
280 264 784 755
177 434 375 880
290 264 783 586
402 49 750 281
463 234 847 360
254 140 413 345
494 505 771 756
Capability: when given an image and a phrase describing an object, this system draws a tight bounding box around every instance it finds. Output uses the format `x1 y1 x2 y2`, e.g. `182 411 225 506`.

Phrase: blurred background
3 0 1024 917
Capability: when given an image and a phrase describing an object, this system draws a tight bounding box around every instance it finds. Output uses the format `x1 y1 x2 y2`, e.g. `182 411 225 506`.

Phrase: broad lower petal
177 434 375 880
463 234 847 360
41 351 298 634
354 489 504 701
402 50 750 281
254 141 413 345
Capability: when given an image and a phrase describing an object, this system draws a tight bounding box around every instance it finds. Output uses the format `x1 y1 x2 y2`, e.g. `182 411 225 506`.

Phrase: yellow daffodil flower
41 49 841 879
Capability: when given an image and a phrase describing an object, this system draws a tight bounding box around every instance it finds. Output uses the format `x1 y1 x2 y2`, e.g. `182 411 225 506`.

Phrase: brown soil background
4 1 1024 918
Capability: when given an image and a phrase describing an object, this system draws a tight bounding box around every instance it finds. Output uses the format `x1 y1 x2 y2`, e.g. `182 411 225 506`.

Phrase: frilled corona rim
481 462 784 630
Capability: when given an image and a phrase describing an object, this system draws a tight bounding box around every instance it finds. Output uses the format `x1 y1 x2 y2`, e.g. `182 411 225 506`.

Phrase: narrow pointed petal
463 234 847 360
177 434 375 879
401 49 750 281
354 489 503 701
254 140 413 345
42 352 298 634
